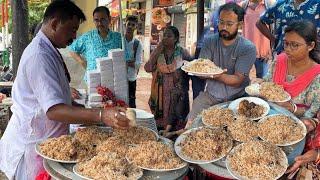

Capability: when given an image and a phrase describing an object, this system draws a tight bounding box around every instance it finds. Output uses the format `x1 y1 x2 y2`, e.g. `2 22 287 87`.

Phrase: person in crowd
241 0 272 78
191 0 238 100
144 26 192 138
0 1 129 179
124 15 143 108
262 20 320 120
259 20 320 178
69 6 122 81
181 3 256 136
256 0 320 55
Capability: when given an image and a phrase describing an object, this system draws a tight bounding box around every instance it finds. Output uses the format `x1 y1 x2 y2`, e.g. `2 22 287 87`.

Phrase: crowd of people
0 0 319 179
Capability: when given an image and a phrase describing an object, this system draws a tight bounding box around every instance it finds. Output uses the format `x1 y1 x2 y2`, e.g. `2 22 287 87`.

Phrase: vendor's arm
47 104 129 129
144 41 163 72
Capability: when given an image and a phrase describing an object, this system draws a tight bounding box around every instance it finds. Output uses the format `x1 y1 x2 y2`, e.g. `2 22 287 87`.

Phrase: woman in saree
144 26 192 138
261 20 320 178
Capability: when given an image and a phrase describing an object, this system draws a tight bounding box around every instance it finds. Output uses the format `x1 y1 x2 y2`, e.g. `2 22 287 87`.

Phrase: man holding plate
185 3 256 128
0 1 130 179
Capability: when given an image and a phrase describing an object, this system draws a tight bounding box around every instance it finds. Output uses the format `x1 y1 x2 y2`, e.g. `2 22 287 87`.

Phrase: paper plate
35 142 77 164
228 97 270 121
245 83 291 103
174 127 233 164
181 61 224 77
225 141 288 180
126 137 188 172
258 114 307 146
73 164 143 180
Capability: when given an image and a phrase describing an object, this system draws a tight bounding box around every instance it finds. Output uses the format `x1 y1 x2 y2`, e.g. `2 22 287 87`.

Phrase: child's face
126 21 137 34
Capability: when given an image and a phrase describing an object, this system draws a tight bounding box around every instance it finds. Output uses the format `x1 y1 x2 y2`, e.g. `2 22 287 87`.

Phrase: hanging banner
153 0 174 7
150 8 171 52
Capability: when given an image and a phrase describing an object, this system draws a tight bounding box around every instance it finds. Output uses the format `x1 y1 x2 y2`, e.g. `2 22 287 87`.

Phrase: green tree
28 1 49 32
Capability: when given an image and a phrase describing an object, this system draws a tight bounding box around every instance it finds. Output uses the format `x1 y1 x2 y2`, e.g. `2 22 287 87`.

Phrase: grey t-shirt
199 34 256 101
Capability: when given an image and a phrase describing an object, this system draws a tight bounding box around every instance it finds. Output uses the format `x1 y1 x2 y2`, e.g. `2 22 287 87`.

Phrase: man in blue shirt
256 0 320 54
68 6 122 81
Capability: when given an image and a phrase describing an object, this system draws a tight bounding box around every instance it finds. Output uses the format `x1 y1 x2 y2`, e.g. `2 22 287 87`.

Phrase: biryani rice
228 140 288 180
258 115 305 145
179 127 233 161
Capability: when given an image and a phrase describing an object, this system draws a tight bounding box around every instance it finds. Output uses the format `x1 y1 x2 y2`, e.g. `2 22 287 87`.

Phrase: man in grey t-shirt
186 3 256 126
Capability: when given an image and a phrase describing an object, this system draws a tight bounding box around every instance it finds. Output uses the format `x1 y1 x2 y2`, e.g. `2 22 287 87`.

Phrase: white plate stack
96 57 114 92
133 108 158 134
109 49 128 104
87 70 103 108
87 70 100 94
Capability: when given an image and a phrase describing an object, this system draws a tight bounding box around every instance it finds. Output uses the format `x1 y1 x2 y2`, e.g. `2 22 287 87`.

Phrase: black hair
93 6 110 17
285 20 320 64
43 0 86 23
165 26 180 44
218 2 245 22
126 15 138 23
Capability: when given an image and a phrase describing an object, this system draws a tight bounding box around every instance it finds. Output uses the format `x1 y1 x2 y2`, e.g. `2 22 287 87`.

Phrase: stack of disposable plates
133 108 158 134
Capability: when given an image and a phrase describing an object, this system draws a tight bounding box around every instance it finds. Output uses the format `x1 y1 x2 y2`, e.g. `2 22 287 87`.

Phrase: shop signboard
150 7 171 52
153 0 174 6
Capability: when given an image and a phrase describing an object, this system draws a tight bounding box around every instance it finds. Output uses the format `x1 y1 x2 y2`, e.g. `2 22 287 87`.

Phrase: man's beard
218 30 238 40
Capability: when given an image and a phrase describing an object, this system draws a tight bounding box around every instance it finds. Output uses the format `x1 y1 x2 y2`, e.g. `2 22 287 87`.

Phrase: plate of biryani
126 140 188 172
36 135 78 163
181 58 224 77
228 116 259 142
226 140 288 180
245 82 291 102
228 97 270 121
113 126 159 145
73 152 143 180
36 126 113 163
174 127 233 164
201 107 235 127
258 114 307 146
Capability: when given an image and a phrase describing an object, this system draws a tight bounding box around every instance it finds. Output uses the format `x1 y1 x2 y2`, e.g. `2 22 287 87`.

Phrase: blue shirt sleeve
68 33 87 54
259 3 278 25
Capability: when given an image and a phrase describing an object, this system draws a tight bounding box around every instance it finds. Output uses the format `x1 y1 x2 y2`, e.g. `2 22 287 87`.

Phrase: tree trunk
11 0 29 78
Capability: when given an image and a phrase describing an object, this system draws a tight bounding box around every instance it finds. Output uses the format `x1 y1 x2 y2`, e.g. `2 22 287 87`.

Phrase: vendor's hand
127 61 135 68
302 119 316 133
70 87 81 100
286 149 317 174
103 107 130 130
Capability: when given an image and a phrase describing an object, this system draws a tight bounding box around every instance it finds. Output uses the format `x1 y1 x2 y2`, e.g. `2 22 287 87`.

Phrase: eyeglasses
218 19 238 28
93 18 108 24
283 40 306 50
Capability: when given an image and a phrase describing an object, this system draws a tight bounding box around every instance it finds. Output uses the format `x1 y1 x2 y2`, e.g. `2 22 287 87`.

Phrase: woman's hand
302 119 317 133
275 101 294 112
102 107 130 130
286 149 317 174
